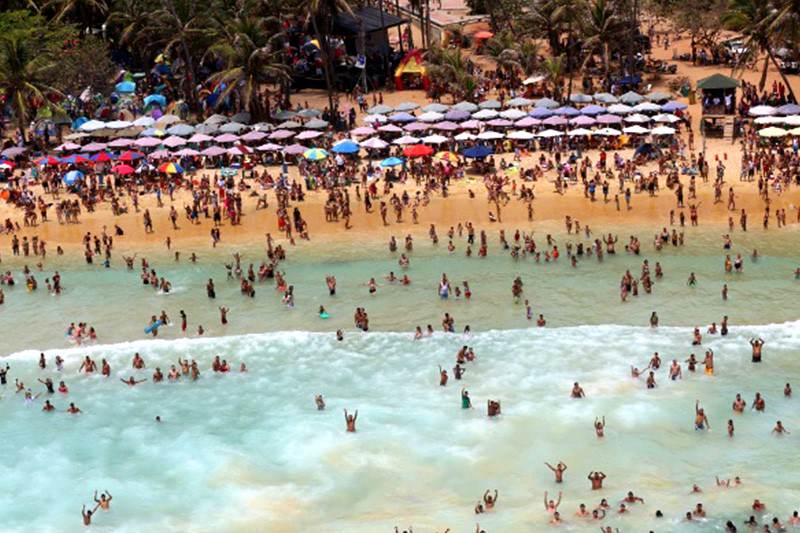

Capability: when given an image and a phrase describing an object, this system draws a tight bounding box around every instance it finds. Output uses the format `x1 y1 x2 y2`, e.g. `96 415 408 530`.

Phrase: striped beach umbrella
303 148 329 161
158 162 184 174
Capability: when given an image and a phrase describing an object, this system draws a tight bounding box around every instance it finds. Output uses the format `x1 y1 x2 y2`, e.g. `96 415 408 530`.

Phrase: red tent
394 49 429 91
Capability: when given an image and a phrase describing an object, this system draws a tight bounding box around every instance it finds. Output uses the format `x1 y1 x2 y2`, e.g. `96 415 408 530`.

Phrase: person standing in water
695 401 710 430
750 338 765 362
344 409 358 432
545 462 568 483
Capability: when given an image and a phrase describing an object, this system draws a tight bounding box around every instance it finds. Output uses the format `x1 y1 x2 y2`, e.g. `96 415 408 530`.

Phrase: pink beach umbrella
174 148 200 156
148 149 171 159
108 138 133 148
134 137 162 147
240 131 268 142
162 136 187 147
268 129 295 140
201 146 227 157
350 126 376 136
214 133 239 143
296 130 324 140
188 133 214 143
256 143 283 151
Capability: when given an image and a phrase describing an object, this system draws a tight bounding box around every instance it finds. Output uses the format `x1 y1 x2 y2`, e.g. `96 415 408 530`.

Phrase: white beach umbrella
567 128 593 136
624 113 651 123
506 130 535 140
595 127 622 136
537 129 564 138
651 126 677 135
623 125 651 134
393 135 420 145
422 134 449 144
499 108 527 120
782 115 800 126
758 126 787 137
476 131 504 140
418 111 444 122
472 109 499 120
749 105 777 117
454 132 476 141
754 116 784 125
360 137 389 149
608 104 634 114
653 113 681 123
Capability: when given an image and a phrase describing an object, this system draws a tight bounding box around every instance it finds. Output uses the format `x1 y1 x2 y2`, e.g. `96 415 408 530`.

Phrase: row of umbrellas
365 91 675 115
757 126 800 137
748 104 800 117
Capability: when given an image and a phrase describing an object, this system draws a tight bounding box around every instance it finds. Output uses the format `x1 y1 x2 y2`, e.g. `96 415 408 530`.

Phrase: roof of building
334 6 407 35
697 73 739 90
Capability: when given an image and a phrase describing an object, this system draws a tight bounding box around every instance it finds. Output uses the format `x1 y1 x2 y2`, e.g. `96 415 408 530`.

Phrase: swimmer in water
315 394 325 410
594 417 606 438
749 337 765 362
588 471 606 490
120 376 147 386
694 400 710 430
94 490 112 510
571 382 585 398
82 504 99 525
483 489 498 510
344 408 358 432
545 461 568 483
544 491 562 513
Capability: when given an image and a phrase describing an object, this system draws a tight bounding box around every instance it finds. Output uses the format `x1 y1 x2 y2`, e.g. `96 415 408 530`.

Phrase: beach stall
394 49 430 91
697 73 739 139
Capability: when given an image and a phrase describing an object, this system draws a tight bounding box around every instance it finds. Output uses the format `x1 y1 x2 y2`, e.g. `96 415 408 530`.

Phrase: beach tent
394 49 429 90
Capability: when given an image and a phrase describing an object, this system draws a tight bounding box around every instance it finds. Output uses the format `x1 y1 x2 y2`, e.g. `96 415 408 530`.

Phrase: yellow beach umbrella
758 126 787 137
434 151 459 163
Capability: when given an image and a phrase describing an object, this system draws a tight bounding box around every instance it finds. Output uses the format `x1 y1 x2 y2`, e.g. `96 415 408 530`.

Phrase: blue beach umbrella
380 157 404 167
71 117 88 130
144 94 167 107
462 145 494 158
63 170 84 186
115 81 136 94
331 140 360 154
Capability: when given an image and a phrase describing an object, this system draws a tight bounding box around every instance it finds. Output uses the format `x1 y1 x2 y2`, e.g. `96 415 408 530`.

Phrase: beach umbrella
454 132 476 141
273 110 297 121
537 129 564 138
158 162 184 174
155 114 181 127
1 147 26 158
783 115 800 126
570 93 593 103
230 112 251 124
111 164 135 174
445 109 471 121
567 128 594 136
423 103 450 113
479 99 502 109
651 126 677 135
453 101 479 112
63 170 84 185
363 114 387 124
283 143 308 155
569 115 596 126
303 148 328 161
139 128 165 137
118 150 144 161
251 122 274 132
186 133 214 143
472 109 498 119
403 144 433 158
580 105 606 115
115 81 136 93
143 94 167 107
434 121 459 131
757 126 786 137
377 124 402 133
132 116 155 128
477 131 505 140
534 97 559 109
515 117 541 128
194 123 219 134
91 152 113 163
389 112 416 122
487 118 513 127
404 122 429 132
148 149 171 159
608 103 634 114
394 135 420 145
59 155 90 164
71 117 88 130
434 151 459 162
269 129 295 140
506 130 536 140
106 120 133 129
218 122 246 133
296 130 324 140
623 125 651 134
305 118 329 129
778 103 800 115
360 137 389 149
749 105 777 117
166 124 195 136
554 106 580 116
619 91 644 104
596 114 623 124
332 140 360 154
646 91 671 102
368 104 393 114
595 127 622 136
134 137 162 147
256 143 283 151
530 108 553 118
788 127 800 135
227 146 250 156
422 134 449 144
201 146 227 156
542 116 568 126
653 113 681 123
351 126 376 136
162 136 187 147
661 101 687 112
506 97 533 107
108 138 133 147
624 113 651 123
174 148 200 157
499 108 527 120
55 142 81 151
240 131 268 142
204 114 228 124
633 102 661 113
295 109 321 119
462 145 493 158
0 160 15 170
79 119 106 132
380 157 404 167
593 92 618 103
395 102 420 112
214 133 239 143
754 116 783 125
35 156 61 166
277 120 302 129
418 111 444 122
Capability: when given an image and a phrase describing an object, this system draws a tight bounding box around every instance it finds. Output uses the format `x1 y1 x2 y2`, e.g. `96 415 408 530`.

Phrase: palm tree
553 0 583 101
108 0 157 67
151 0 213 109
44 0 109 27
426 45 477 101
542 54 565 100
302 0 361 113
523 0 563 56
581 0 623 89
0 35 60 142
484 31 522 74
723 0 797 100
204 15 290 120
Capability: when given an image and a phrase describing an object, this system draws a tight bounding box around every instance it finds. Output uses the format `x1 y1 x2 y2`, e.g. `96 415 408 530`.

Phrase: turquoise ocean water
1 222 800 531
